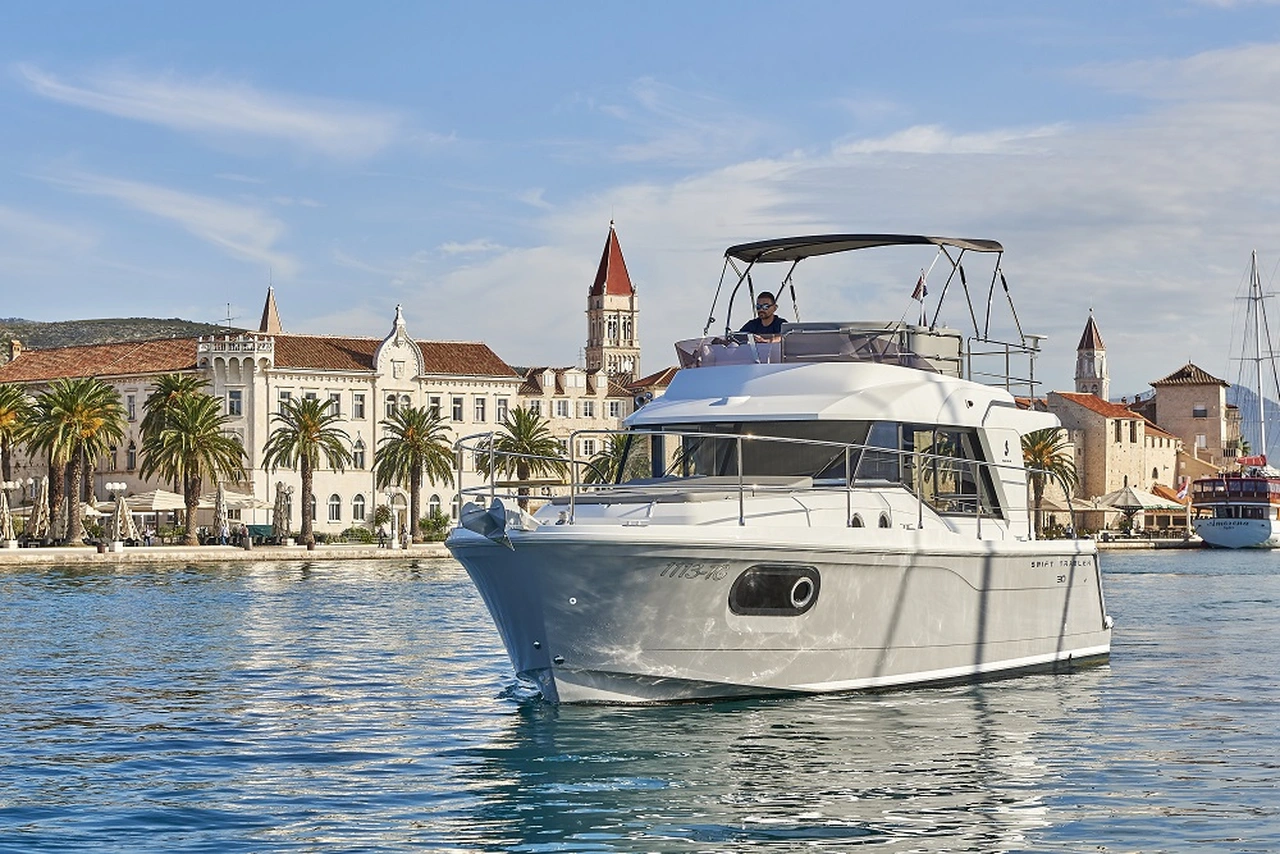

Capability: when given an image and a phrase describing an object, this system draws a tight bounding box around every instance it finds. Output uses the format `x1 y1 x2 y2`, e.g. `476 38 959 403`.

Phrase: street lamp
105 481 128 499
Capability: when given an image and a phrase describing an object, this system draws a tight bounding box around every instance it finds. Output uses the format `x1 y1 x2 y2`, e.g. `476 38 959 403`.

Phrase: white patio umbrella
125 489 190 512
0 490 15 542
212 483 229 536
28 476 50 540
272 481 289 539
108 494 140 542
1097 485 1187 513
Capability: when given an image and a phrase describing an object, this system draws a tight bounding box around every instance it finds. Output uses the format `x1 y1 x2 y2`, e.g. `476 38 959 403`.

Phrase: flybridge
686 233 1046 397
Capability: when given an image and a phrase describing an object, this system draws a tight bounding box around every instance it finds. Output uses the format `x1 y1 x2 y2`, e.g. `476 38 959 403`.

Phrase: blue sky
4 1 1280 396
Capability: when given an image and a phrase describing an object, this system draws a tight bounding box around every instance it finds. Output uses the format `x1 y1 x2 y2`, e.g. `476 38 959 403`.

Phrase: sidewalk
0 541 453 565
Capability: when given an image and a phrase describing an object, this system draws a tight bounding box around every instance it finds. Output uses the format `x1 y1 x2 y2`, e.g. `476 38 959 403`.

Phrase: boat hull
449 529 1112 704
1194 517 1280 548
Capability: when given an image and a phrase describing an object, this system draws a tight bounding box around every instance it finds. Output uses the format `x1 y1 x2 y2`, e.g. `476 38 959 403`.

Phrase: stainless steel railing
453 428 1082 541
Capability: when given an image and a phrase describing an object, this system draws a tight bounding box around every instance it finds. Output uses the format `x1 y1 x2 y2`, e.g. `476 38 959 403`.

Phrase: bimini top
725 234 1004 264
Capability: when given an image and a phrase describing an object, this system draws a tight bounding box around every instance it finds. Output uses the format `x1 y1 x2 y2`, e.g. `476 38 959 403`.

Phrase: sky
4 1 1280 397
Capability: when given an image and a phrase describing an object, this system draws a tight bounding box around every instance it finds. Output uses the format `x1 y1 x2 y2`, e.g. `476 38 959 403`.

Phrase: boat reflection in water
449 673 1105 851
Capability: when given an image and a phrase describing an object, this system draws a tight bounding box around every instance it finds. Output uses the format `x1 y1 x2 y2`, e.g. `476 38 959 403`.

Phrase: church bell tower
1075 310 1109 400
584 222 640 381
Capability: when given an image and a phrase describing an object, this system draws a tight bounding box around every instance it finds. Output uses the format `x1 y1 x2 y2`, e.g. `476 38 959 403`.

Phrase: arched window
328 494 342 522
429 494 441 517
386 394 398 417
310 493 317 521
352 439 366 469
451 495 460 519
1152 467 1159 480
352 494 366 522
400 394 411 410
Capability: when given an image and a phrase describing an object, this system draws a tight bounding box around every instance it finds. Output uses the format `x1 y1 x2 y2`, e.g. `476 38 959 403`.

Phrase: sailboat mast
1253 250 1267 460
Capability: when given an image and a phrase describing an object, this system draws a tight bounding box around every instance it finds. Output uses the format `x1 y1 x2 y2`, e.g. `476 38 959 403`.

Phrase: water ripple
1 552 1278 852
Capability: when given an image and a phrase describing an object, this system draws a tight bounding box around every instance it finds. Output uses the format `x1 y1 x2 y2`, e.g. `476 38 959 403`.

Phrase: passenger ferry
448 234 1113 703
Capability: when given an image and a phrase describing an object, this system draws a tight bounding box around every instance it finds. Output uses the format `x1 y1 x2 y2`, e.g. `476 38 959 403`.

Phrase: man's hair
757 291 776 303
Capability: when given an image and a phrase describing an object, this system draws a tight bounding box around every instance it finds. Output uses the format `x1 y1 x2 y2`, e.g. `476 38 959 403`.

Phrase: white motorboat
1192 251 1280 548
449 234 1112 704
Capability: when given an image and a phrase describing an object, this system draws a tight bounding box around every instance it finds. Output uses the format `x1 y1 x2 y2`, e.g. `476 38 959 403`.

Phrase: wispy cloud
0 204 96 251
598 77 773 165
216 172 266 184
44 171 298 276
1073 41 1280 101
833 123 1067 156
439 239 505 255
16 63 403 158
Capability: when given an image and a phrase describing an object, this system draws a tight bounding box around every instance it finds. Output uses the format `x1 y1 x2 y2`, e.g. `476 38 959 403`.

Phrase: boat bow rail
453 427 1080 541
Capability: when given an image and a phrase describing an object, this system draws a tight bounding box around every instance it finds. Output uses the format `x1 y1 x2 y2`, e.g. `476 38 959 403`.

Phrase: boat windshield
618 420 1002 517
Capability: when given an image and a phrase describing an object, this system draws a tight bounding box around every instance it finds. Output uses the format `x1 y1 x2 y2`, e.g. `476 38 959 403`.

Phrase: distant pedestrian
401 527 411 550
377 526 387 548
219 522 230 545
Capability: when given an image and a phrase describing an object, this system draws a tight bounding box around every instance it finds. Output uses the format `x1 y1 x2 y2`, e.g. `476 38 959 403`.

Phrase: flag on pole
1176 480 1189 500
911 273 927 301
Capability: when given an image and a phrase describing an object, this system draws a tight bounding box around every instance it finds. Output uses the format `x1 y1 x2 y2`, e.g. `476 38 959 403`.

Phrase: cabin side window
658 419 1001 518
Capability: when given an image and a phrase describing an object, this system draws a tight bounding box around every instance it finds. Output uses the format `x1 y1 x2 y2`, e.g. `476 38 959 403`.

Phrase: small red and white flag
1176 480 1190 500
911 273 928 302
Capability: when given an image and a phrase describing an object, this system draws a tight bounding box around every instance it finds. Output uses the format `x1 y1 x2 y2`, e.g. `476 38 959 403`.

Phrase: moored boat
1193 251 1280 548
448 234 1113 703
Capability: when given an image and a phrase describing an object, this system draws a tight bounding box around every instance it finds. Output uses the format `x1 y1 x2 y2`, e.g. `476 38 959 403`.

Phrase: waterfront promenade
0 537 1196 565
0 541 452 565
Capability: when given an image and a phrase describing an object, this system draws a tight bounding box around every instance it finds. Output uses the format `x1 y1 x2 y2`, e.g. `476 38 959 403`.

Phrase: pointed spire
1077 310 1104 351
391 304 408 343
589 221 635 297
259 286 283 334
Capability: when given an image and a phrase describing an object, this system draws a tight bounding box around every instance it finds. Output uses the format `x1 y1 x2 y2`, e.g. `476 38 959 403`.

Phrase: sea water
1 551 1277 853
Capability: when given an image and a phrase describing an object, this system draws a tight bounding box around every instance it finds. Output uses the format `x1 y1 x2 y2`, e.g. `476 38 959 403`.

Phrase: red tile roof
1151 362 1227 387
589 223 635 297
630 366 678 390
1056 391 1143 419
1057 391 1178 442
0 338 197 382
0 334 516 383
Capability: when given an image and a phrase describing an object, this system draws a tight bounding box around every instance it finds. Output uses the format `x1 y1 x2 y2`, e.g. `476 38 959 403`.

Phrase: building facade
0 224 652 536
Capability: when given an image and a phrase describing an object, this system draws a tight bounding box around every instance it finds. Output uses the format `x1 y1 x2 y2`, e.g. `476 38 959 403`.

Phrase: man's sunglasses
755 303 774 310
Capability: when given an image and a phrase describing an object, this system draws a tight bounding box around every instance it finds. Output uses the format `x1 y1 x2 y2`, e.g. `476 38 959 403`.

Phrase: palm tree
476 406 568 509
27 377 126 543
1021 427 1079 537
139 392 246 546
140 374 208 492
583 433 650 484
0 383 32 485
261 397 352 546
373 406 454 542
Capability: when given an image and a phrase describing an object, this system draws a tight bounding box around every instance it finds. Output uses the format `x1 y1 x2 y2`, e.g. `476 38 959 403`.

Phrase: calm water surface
1 551 1278 853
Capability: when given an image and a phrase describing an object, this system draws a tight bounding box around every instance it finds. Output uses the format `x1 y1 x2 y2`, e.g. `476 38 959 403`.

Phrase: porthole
850 513 865 528
878 512 892 528
729 565 821 616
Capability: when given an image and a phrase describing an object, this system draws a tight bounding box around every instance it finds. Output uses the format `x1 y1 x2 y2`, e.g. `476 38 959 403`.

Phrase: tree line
0 375 638 547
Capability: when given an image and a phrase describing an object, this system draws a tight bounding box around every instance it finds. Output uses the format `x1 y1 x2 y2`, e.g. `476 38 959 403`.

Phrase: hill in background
1227 384 1280 462
0 317 242 352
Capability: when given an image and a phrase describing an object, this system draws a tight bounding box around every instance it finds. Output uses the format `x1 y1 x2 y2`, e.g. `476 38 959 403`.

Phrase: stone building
1048 391 1180 499
0 300 521 534
1139 362 1241 471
